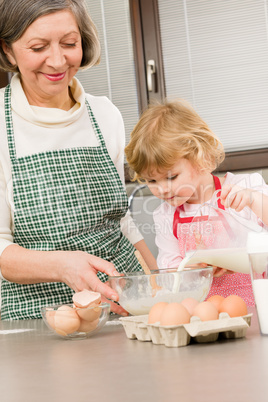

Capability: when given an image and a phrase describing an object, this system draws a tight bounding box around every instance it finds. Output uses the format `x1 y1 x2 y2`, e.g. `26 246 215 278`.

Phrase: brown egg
219 295 248 317
181 297 199 315
160 303 191 326
77 318 99 333
54 305 81 336
206 295 225 311
193 301 219 321
148 302 169 324
46 309 56 329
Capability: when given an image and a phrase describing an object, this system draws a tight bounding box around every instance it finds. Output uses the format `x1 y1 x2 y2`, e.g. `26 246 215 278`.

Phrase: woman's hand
100 293 129 316
0 245 129 315
57 250 128 315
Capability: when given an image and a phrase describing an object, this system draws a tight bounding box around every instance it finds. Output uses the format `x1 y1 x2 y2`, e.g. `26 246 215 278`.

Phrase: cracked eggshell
76 305 102 322
73 290 101 321
46 309 56 329
77 318 99 333
54 305 81 335
72 289 101 308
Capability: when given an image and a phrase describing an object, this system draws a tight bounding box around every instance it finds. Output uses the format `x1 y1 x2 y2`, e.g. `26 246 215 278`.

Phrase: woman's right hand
1 245 129 315
57 250 128 315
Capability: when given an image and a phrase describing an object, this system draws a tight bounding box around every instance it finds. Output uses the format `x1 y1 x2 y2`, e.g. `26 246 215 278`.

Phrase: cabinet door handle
147 59 156 92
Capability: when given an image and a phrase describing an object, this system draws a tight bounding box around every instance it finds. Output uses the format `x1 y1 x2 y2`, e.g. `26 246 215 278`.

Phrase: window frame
2 1 268 179
129 0 165 112
128 0 268 178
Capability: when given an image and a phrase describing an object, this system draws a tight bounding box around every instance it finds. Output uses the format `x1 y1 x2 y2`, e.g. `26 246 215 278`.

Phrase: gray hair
0 0 101 72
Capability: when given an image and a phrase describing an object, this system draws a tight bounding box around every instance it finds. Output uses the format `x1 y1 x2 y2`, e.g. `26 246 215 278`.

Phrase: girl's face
141 159 213 207
3 10 83 108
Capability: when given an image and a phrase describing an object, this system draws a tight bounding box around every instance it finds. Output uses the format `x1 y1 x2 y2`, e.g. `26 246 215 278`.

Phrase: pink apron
173 175 254 306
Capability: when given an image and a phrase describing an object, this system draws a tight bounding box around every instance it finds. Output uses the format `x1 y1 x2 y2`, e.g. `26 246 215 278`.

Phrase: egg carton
119 313 252 348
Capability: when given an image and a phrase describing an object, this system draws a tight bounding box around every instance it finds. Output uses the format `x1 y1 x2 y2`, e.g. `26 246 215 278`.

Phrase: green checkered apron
1 84 142 320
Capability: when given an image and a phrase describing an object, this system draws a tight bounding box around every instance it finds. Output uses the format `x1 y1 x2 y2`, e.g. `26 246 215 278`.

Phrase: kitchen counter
1 308 268 402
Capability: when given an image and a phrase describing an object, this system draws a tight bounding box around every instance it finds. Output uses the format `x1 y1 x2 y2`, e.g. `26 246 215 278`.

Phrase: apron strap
4 84 17 163
173 174 225 238
4 87 107 164
213 175 225 209
85 99 107 149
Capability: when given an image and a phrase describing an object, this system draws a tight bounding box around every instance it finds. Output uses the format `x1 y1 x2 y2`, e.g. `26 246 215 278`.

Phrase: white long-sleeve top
0 74 143 256
154 172 268 269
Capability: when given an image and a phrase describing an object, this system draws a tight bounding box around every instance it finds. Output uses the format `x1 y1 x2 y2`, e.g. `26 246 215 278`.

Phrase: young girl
125 99 268 306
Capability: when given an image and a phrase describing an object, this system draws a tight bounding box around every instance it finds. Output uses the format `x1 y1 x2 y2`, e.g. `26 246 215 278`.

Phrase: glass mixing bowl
109 267 213 315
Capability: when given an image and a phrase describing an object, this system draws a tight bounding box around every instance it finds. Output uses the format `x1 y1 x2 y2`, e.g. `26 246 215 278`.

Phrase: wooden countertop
0 307 267 402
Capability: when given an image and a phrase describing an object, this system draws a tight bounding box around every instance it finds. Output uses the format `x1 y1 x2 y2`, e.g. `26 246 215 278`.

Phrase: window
131 0 268 172
76 0 140 145
2 1 268 173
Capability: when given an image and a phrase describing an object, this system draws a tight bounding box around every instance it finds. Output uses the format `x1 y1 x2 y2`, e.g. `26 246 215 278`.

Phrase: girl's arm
250 192 268 226
221 183 268 226
134 239 158 270
107 106 157 269
153 204 184 269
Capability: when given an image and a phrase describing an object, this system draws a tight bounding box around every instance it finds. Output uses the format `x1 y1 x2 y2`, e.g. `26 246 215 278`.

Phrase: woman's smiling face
3 10 83 107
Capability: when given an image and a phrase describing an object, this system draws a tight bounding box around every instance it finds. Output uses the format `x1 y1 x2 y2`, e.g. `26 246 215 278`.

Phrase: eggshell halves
46 309 56 328
77 305 101 322
73 290 101 322
72 289 101 308
53 305 80 335
77 318 99 333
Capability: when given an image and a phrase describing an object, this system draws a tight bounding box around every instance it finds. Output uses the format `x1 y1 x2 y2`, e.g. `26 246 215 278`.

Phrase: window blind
158 0 268 152
76 0 139 144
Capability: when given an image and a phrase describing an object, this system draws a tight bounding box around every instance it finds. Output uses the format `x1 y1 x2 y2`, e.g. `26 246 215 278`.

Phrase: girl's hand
58 250 128 315
184 263 234 278
220 183 255 212
213 266 234 277
184 262 208 269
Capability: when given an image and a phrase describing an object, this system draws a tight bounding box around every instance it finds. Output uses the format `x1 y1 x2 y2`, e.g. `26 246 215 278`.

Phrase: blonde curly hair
125 99 225 182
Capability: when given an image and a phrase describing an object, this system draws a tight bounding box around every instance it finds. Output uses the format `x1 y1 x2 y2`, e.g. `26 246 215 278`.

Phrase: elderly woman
0 0 156 320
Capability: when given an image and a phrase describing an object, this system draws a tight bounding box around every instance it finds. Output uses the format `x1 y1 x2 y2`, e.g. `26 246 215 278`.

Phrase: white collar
10 73 86 128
